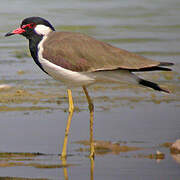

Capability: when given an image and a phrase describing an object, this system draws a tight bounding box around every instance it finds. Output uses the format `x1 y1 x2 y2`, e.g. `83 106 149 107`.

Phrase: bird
5 16 173 159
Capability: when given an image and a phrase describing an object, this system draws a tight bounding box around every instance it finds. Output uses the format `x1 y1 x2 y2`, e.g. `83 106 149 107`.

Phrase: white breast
37 36 95 87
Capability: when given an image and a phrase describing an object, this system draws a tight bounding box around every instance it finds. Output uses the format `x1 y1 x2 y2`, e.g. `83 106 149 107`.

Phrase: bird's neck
29 34 47 73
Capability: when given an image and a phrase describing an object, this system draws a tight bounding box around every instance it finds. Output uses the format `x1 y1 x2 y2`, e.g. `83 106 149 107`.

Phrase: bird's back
42 31 160 72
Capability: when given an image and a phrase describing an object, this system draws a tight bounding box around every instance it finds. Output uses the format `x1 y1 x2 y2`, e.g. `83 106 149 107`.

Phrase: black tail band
139 79 170 93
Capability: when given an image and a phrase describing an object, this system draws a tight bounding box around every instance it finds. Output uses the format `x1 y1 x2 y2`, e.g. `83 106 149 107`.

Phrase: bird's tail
138 78 170 93
135 61 173 93
94 70 171 93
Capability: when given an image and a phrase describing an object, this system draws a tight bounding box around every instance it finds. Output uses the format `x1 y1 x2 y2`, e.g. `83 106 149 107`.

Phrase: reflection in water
90 157 94 180
61 158 69 180
60 156 94 180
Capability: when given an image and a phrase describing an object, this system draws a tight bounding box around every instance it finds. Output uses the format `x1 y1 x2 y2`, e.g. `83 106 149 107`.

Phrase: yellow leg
82 86 95 159
61 89 74 160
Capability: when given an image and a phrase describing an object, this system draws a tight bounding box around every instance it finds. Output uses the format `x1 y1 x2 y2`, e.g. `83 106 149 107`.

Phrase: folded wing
43 32 173 72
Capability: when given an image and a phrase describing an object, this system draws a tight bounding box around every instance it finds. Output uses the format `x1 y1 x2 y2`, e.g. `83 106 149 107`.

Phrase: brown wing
42 31 161 72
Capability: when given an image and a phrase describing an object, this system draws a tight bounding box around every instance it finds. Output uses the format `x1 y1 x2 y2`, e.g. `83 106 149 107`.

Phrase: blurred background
0 0 180 179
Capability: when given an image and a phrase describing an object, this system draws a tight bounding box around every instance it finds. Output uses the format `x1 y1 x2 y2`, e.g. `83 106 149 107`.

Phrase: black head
5 17 55 39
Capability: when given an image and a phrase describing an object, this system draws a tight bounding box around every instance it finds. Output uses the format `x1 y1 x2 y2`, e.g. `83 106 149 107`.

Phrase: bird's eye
22 23 36 29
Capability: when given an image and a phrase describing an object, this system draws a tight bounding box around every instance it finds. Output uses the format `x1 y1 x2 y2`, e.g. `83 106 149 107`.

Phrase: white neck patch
34 24 52 36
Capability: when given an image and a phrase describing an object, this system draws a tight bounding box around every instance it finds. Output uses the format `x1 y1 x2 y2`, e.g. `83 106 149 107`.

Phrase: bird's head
5 17 55 39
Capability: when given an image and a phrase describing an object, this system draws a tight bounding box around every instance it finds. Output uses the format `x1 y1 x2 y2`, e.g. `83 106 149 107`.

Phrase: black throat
29 34 47 73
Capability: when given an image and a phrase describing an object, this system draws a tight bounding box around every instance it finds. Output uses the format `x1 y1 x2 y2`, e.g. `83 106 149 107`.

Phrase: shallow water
0 0 180 179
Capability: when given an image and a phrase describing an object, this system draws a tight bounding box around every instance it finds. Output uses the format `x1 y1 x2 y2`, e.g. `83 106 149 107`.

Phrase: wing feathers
42 32 172 72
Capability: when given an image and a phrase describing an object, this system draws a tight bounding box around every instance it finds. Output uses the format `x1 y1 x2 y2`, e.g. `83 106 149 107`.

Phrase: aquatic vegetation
75 140 143 155
0 152 74 169
134 152 165 160
0 177 48 180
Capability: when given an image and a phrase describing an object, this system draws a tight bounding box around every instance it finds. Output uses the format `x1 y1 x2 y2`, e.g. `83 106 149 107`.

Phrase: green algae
134 152 165 160
159 142 172 148
0 152 44 158
0 177 48 180
0 162 70 168
0 68 179 112
0 161 75 169
0 152 74 169
0 106 51 112
0 88 62 105
26 163 72 169
0 152 44 163
75 140 143 155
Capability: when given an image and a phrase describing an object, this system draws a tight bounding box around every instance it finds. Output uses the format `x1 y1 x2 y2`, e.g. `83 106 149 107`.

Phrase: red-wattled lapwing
5 17 173 159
